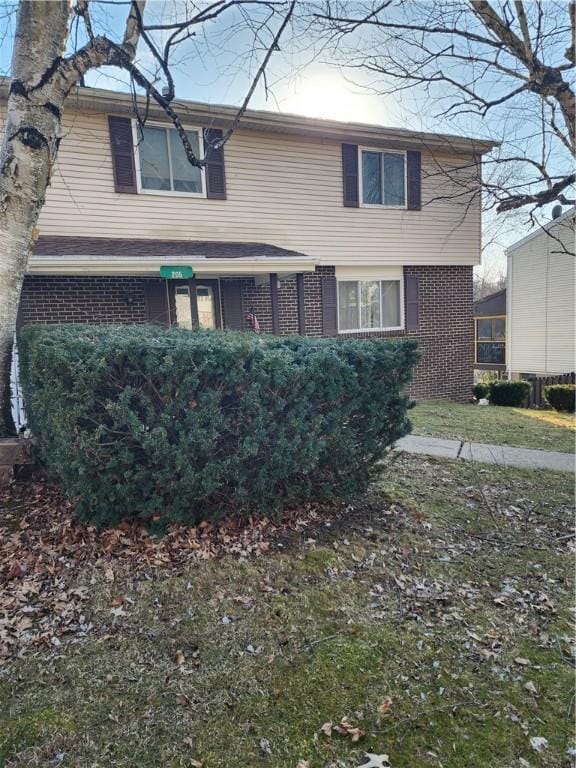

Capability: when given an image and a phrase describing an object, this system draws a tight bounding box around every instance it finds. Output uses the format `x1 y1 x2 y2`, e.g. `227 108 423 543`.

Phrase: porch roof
29 237 317 276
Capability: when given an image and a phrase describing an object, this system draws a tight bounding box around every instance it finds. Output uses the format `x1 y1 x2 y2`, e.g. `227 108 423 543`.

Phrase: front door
170 280 221 329
196 284 217 329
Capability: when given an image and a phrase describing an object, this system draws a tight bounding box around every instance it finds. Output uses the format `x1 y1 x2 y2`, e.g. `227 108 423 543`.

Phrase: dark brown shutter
342 143 359 208
221 280 244 330
144 279 169 326
406 150 421 210
405 274 419 330
108 116 137 194
203 128 226 200
322 276 338 336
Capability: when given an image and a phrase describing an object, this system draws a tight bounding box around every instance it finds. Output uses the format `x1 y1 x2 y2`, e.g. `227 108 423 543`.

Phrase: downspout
506 250 512 380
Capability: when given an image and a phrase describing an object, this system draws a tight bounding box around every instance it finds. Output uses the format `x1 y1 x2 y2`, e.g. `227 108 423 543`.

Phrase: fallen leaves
530 735 549 752
377 696 393 716
0 480 339 662
320 717 365 742
175 692 192 707
259 738 272 756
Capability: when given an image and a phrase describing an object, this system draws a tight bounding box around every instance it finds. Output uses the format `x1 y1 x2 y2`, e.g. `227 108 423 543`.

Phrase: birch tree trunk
0 1 71 435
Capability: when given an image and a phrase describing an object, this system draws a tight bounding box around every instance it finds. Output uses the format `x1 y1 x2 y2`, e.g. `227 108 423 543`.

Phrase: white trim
133 120 206 198
28 254 317 276
336 265 403 280
336 276 405 334
506 252 512 378
319 257 481 267
358 147 407 209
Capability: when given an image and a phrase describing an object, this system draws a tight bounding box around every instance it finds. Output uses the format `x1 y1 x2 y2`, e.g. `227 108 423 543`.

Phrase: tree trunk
0 1 70 435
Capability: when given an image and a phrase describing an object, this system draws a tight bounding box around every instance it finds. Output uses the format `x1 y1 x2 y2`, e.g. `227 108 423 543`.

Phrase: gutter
27 254 318 276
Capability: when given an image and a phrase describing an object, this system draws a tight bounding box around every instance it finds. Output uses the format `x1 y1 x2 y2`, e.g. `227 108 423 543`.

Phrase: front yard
411 400 575 453
1 454 574 768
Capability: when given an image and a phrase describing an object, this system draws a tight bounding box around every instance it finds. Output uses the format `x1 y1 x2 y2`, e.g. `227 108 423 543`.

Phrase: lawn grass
411 400 575 452
1 455 574 768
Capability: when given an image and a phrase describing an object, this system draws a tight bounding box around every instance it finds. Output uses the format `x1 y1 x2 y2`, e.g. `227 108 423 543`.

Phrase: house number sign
159 266 195 280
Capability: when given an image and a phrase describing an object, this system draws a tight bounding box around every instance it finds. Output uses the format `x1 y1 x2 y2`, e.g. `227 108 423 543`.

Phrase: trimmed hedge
472 382 490 400
544 384 576 413
489 380 531 407
19 325 419 526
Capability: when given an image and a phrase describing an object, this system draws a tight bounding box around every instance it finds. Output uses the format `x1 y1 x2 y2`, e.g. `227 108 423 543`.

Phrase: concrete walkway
396 434 575 473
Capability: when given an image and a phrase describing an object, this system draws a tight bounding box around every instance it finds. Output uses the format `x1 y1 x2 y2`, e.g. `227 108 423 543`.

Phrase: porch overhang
29 236 318 276
27 254 318 276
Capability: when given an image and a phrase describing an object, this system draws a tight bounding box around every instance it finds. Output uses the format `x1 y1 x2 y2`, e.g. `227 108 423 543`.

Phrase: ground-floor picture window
338 279 402 332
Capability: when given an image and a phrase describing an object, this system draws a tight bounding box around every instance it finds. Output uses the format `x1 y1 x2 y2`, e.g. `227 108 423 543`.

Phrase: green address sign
160 265 195 280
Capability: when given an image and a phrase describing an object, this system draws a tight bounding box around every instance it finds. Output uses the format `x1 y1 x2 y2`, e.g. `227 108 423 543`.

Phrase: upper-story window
137 125 204 195
360 149 406 207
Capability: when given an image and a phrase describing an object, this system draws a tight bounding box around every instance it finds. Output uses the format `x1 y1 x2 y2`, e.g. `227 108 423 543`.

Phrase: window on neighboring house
138 125 204 194
338 279 402 332
476 316 506 364
360 149 406 207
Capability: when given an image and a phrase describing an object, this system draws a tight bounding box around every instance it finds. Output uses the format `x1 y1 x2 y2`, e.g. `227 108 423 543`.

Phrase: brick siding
405 265 474 401
19 264 473 401
19 276 148 325
233 265 474 400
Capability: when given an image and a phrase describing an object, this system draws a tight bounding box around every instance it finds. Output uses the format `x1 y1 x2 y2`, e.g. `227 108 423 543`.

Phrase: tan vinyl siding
0 107 482 266
508 216 575 375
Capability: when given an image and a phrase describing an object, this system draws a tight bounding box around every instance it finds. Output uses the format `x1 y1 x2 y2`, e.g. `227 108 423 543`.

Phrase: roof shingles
33 237 309 260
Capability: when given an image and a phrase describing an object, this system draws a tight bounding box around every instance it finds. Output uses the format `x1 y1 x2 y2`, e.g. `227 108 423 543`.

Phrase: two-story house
2 83 496 401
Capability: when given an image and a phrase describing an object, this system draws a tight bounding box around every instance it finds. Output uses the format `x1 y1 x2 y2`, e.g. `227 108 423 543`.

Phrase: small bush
489 380 531 407
544 384 576 413
19 325 419 526
472 382 490 400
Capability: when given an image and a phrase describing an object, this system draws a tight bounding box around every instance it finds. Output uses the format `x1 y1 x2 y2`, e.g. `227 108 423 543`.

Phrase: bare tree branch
314 0 575 215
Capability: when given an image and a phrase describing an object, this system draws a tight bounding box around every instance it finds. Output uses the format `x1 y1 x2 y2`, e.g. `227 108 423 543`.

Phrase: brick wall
19 276 148 325
19 265 473 401
404 265 474 401
222 276 302 335
237 265 474 401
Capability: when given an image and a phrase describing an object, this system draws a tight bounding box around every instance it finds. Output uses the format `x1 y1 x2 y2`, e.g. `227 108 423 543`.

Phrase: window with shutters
359 148 406 208
135 122 205 196
337 278 403 332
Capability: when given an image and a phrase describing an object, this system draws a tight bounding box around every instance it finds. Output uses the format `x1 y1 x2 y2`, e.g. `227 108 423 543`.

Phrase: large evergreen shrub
19 325 419 526
544 384 575 413
489 380 531 407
